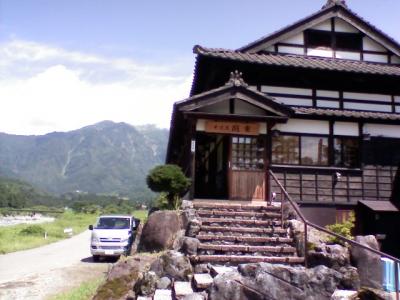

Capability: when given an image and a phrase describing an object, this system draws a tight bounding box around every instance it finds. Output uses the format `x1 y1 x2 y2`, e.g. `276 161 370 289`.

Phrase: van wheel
93 255 100 262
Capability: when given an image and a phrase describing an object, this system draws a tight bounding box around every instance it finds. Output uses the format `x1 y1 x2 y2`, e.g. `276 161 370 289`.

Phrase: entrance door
229 136 266 201
194 133 229 199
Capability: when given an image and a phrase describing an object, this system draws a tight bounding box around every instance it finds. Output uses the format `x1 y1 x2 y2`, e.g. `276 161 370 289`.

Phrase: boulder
186 218 201 237
151 251 193 281
156 277 172 289
357 287 392 300
308 243 350 270
210 263 343 300
134 271 158 296
182 208 197 229
351 235 382 289
139 210 182 252
181 237 200 255
331 290 358 300
338 266 360 290
93 255 156 300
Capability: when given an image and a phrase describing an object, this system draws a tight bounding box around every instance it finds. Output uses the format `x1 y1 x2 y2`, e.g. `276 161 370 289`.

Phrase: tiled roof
194 46 400 77
359 200 398 212
294 107 400 121
238 1 400 56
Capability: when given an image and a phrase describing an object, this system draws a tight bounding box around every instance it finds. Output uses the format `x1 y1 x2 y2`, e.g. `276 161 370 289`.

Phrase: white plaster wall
196 119 206 131
364 53 388 63
334 122 359 136
311 20 332 31
235 99 266 115
281 33 304 44
261 86 312 96
316 90 340 98
336 51 361 60
273 119 329 134
317 100 340 108
343 92 391 102
334 18 359 33
307 48 333 57
200 101 229 114
392 55 400 64
363 37 386 52
266 45 275 52
344 102 392 112
278 46 304 55
364 124 400 138
274 97 313 106
395 96 400 103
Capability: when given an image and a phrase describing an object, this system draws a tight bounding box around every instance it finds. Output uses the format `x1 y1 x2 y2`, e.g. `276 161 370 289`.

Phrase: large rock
181 237 200 255
209 263 343 300
150 251 193 281
139 210 182 252
351 235 382 290
308 243 350 270
93 255 157 300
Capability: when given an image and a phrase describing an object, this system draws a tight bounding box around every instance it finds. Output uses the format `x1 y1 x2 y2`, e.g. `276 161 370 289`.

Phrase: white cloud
0 40 193 135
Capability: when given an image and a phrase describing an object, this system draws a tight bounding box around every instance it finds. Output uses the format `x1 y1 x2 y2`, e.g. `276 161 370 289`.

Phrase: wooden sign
205 121 260 136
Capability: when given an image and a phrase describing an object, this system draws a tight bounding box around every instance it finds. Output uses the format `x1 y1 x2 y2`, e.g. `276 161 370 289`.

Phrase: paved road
0 230 109 299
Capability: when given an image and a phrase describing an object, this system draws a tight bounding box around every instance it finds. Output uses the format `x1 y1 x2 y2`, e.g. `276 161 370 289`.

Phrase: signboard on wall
205 121 260 136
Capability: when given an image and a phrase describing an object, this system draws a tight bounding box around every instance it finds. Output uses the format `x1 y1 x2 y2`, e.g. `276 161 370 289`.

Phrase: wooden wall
270 165 397 204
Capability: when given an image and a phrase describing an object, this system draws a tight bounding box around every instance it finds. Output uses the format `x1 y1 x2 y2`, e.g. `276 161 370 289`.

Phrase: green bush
19 225 46 236
146 164 191 209
326 212 355 245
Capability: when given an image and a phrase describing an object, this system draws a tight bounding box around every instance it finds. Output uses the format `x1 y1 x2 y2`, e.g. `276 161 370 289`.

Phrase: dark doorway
195 133 229 199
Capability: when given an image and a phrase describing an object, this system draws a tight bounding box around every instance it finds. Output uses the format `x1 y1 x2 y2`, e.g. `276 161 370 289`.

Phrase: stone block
174 281 194 299
153 289 173 300
194 273 213 289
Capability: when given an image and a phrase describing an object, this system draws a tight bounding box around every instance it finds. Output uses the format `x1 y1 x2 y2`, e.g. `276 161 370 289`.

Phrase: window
306 30 332 49
272 135 328 166
335 32 362 51
334 137 359 167
272 135 299 164
301 136 329 165
231 136 264 170
305 29 362 52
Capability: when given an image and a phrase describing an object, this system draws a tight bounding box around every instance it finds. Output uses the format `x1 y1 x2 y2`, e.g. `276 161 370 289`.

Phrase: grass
0 210 97 254
0 210 148 254
48 277 105 300
132 209 147 223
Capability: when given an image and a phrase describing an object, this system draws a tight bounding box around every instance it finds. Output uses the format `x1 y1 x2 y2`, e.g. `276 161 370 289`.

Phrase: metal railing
269 169 399 299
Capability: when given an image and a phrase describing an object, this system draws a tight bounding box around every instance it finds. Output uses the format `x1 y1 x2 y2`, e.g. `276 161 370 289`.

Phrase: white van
88 215 139 261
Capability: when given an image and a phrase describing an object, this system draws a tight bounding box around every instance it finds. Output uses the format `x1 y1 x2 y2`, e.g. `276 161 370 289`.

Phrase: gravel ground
0 230 110 300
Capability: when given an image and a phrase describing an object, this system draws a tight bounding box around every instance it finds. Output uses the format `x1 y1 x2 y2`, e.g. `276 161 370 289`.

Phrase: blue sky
0 0 399 134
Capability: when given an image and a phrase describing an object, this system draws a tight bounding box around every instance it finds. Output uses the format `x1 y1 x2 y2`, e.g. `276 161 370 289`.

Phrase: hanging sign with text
205 121 260 136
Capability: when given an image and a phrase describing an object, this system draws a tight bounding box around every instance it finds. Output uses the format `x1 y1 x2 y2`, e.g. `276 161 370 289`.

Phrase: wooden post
304 223 308 268
395 262 399 300
189 120 196 200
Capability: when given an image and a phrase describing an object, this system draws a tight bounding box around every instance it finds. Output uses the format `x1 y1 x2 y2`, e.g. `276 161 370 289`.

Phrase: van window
95 217 130 229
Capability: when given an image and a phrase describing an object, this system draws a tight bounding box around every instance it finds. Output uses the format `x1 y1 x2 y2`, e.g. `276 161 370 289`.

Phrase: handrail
269 169 399 299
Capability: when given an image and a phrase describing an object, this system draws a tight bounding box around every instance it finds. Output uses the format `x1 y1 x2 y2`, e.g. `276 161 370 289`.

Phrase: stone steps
193 202 280 212
200 218 283 227
189 201 304 266
198 243 297 254
196 235 293 244
197 210 281 219
191 254 305 264
199 225 288 235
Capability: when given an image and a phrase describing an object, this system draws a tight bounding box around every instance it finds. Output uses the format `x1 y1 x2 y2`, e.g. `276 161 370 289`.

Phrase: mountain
0 121 169 199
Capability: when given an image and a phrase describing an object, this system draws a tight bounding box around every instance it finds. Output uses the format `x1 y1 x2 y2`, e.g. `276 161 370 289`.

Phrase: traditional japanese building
166 0 400 256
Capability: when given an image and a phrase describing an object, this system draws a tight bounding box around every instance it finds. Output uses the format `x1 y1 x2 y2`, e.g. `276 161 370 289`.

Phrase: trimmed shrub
146 165 191 209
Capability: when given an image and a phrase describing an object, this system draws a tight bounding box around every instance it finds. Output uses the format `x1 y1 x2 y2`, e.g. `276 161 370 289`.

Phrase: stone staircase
190 201 304 265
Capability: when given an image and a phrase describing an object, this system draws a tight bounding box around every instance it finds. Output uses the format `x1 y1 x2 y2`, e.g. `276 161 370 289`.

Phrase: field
0 210 147 254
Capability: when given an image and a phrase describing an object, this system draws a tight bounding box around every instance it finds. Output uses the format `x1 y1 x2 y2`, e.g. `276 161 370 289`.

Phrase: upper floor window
305 29 362 52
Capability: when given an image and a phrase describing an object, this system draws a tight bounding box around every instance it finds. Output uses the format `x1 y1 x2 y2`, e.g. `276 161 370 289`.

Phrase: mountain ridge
0 121 169 200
